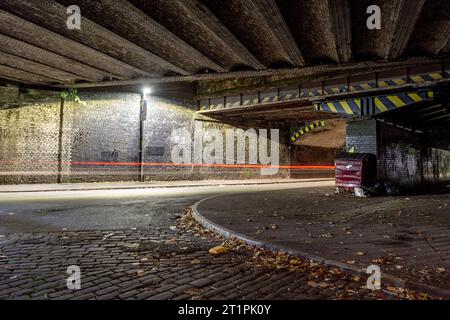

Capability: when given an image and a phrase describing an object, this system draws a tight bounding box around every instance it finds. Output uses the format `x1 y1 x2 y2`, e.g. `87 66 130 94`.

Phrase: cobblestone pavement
0 227 399 300
197 187 450 292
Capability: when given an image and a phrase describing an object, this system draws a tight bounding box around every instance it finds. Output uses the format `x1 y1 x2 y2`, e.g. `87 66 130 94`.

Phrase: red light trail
0 160 335 170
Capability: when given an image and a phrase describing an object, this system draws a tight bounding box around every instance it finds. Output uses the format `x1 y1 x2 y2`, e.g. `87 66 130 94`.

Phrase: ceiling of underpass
0 0 449 89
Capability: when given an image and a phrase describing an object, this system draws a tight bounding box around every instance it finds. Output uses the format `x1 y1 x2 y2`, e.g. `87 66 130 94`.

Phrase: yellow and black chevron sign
314 90 434 116
291 120 325 142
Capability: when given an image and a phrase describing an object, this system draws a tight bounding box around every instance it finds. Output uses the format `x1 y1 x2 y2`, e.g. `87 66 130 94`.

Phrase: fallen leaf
102 232 114 240
209 246 227 255
123 243 140 250
185 288 203 296
136 270 144 277
321 233 334 238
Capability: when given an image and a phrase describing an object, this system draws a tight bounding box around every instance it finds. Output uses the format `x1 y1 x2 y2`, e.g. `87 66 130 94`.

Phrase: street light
143 87 152 96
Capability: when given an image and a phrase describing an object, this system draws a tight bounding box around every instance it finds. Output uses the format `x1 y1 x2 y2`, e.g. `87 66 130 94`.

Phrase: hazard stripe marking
386 95 406 108
327 102 338 113
374 98 388 113
201 71 442 111
339 101 353 115
291 121 325 142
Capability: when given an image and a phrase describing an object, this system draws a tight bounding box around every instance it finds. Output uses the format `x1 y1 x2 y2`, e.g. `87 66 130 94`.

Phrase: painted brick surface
377 122 450 187
142 95 196 181
346 118 450 188
346 119 377 155
1 88 291 183
63 92 141 182
187 121 291 180
0 85 19 103
290 145 337 179
0 103 60 183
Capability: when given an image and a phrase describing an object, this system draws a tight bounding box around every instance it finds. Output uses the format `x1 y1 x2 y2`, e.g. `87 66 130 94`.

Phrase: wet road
0 181 334 234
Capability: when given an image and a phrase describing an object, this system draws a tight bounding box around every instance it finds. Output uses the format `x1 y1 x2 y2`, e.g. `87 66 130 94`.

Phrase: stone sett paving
0 228 399 300
198 188 450 290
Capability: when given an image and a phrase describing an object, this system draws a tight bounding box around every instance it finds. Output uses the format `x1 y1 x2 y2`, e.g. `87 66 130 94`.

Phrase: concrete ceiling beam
0 64 58 85
404 0 450 56
329 0 353 63
58 0 225 74
257 0 305 66
0 34 116 82
388 0 426 59
351 0 404 60
0 10 152 79
0 0 185 76
277 0 339 64
0 0 447 87
203 0 304 67
61 57 448 88
439 39 450 55
129 0 264 71
0 50 86 83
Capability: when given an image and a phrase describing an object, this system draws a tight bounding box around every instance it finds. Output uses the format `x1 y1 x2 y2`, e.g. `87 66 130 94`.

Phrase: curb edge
191 195 450 299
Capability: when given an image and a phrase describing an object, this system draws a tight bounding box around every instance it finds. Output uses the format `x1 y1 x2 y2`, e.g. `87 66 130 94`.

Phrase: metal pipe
56 98 64 184
139 95 147 182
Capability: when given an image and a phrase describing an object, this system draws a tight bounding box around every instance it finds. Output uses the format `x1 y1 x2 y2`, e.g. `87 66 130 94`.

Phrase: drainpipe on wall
57 98 65 184
139 92 148 182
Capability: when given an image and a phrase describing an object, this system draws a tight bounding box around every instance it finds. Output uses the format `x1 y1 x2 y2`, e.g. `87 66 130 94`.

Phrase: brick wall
346 118 450 188
62 92 141 182
0 103 60 183
0 85 19 103
290 145 337 178
187 120 291 180
377 122 450 188
346 119 377 154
